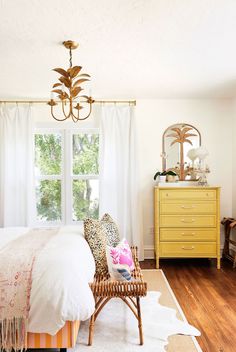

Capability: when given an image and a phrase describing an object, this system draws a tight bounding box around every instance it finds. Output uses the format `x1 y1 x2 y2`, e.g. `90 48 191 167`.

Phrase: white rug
74 291 200 352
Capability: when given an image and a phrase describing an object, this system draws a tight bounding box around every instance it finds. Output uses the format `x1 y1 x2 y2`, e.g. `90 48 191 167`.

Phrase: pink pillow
106 238 135 275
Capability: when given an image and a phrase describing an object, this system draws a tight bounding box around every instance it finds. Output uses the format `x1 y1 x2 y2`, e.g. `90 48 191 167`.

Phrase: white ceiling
1 0 236 99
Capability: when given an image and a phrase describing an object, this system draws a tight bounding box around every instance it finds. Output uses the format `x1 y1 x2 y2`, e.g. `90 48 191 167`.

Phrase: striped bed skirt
27 321 80 348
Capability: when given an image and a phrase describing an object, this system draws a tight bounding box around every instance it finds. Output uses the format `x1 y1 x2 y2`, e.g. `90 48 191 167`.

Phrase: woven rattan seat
88 246 147 345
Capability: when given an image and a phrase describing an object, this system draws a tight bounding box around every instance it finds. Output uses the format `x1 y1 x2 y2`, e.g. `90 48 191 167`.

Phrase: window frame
33 126 99 226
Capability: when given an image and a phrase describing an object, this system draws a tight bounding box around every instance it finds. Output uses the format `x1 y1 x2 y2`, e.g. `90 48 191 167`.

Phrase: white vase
159 175 166 183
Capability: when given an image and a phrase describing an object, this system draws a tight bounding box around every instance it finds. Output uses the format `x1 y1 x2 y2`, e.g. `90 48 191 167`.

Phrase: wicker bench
88 246 147 345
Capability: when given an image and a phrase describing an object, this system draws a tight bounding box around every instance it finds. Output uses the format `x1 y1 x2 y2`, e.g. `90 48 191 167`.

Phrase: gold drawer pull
181 218 196 223
181 232 196 236
182 246 195 250
181 205 196 209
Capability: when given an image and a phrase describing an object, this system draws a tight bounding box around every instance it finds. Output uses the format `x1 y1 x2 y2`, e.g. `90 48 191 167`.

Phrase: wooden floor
140 258 236 352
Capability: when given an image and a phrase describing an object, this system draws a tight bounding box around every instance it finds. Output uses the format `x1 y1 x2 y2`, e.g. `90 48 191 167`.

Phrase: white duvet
0 226 95 335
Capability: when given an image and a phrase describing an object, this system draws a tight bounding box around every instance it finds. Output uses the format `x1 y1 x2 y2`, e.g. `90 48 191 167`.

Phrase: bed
0 226 96 351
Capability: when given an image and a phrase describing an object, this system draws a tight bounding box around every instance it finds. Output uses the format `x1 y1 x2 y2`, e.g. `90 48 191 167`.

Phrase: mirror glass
162 123 201 180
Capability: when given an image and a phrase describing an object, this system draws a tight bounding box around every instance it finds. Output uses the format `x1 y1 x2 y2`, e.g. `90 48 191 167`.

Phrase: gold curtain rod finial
63 40 79 50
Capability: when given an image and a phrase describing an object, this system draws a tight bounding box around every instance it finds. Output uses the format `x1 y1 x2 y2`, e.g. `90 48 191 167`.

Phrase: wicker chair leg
88 313 95 346
136 297 143 345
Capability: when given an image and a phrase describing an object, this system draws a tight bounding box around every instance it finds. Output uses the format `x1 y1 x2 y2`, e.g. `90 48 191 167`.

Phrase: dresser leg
156 258 159 269
217 257 221 269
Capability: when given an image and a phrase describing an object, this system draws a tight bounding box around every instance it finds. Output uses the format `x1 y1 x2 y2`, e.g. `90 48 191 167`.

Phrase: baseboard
144 245 225 260
144 245 155 259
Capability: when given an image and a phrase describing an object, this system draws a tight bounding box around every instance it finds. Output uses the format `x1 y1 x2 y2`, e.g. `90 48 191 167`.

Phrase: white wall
32 99 234 258
135 99 233 258
230 100 236 247
232 100 236 218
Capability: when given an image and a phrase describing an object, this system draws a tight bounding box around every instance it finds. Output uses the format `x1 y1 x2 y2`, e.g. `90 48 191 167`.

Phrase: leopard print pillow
101 213 120 247
84 219 108 275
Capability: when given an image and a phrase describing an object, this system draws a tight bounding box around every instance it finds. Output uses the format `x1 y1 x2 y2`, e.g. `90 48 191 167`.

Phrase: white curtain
0 103 34 227
99 105 144 260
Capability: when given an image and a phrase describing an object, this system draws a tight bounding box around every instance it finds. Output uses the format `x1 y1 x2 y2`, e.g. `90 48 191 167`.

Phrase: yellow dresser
154 186 221 269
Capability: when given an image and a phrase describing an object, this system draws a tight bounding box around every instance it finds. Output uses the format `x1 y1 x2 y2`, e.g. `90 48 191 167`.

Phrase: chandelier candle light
48 40 95 122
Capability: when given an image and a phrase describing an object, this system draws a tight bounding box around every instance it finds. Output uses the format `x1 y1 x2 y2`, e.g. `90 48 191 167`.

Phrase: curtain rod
0 99 136 106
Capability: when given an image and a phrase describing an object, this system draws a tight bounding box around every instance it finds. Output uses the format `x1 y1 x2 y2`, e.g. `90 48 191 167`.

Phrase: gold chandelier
48 40 94 122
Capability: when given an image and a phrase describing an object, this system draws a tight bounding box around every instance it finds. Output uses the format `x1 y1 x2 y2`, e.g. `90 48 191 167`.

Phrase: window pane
35 134 62 175
36 180 61 221
73 179 99 221
73 134 99 175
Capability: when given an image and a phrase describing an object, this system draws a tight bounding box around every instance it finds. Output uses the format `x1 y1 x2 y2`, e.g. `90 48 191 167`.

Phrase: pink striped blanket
0 228 59 351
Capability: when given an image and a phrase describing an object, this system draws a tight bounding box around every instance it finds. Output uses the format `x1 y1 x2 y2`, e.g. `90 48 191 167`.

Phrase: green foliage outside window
72 134 99 221
73 134 99 174
73 180 99 221
36 180 61 221
35 134 61 175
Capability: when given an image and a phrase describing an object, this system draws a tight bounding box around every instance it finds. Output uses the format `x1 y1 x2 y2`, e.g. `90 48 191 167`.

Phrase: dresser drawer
160 215 216 227
160 242 217 257
160 228 217 241
160 201 216 214
160 189 216 201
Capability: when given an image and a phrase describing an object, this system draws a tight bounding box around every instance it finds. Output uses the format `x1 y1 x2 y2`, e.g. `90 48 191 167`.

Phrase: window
34 129 99 224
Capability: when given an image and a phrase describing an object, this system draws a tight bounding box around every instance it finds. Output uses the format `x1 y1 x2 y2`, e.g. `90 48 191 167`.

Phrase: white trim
36 175 62 180
144 245 155 259
72 175 99 180
36 122 99 133
143 269 202 352
33 126 100 225
34 127 64 134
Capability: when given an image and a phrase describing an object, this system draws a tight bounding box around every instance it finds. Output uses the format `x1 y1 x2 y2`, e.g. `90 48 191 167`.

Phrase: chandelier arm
74 102 93 121
73 115 79 123
50 105 70 122
79 103 92 120
66 105 81 120
62 99 72 119
71 110 79 123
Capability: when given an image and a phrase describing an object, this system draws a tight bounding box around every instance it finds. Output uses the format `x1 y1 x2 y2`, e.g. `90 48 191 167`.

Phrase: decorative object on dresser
221 217 236 268
166 170 178 183
194 146 210 186
162 123 201 181
154 170 167 183
154 186 221 269
154 170 178 183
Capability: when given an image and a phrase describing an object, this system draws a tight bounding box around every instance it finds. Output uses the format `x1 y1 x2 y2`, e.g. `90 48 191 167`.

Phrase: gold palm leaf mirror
162 123 201 181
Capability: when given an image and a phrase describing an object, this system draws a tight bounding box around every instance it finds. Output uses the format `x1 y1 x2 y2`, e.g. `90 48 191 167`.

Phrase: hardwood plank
140 258 236 352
